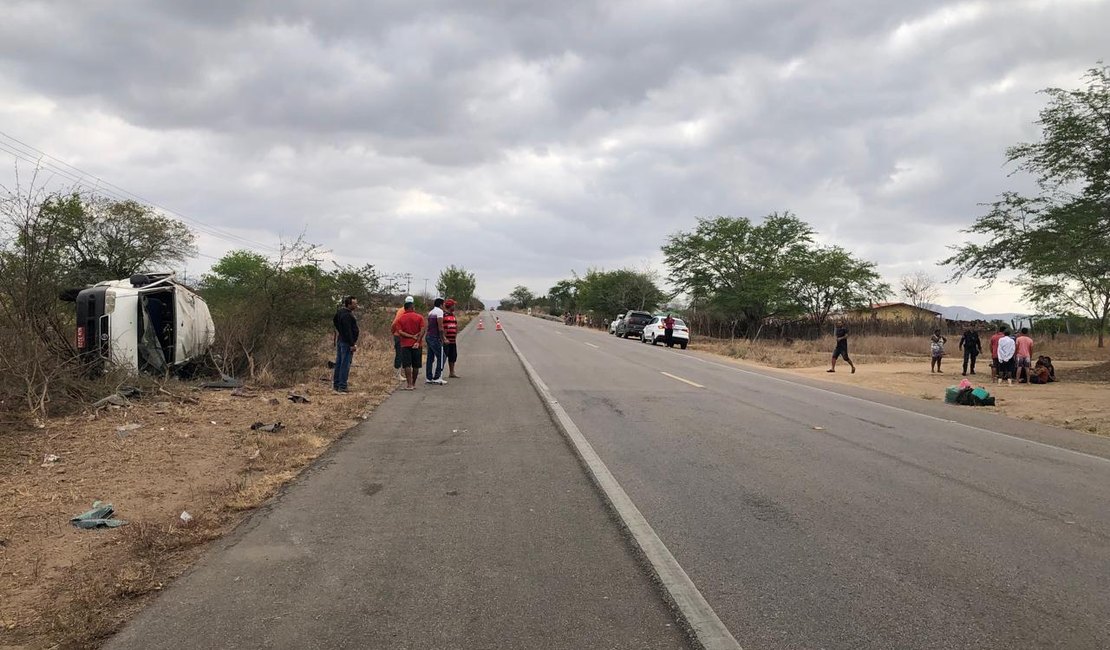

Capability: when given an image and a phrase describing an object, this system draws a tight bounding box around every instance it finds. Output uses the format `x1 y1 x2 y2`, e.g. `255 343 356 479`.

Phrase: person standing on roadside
1015 327 1035 383
663 313 676 348
443 298 461 378
392 297 425 390
989 325 1007 380
425 298 447 385
391 302 407 381
959 326 982 376
997 330 1017 385
930 329 947 373
827 322 856 374
332 296 359 393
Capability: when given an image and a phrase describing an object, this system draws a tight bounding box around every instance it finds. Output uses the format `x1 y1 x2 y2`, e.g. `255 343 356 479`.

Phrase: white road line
585 342 600 349
683 354 1110 466
660 371 705 389
501 328 742 650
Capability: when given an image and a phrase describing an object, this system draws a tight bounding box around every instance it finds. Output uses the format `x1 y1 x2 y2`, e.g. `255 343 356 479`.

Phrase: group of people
331 295 461 393
932 325 1056 385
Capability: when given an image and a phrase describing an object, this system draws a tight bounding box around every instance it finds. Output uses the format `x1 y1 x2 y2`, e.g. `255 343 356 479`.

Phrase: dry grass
0 334 397 649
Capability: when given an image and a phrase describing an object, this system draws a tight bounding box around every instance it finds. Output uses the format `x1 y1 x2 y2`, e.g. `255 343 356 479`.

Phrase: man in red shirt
392 297 426 390
442 299 460 378
989 325 1007 380
663 313 676 348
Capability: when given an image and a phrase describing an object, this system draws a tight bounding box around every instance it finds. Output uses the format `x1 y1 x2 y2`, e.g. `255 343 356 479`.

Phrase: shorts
1016 356 1031 368
400 346 422 369
833 344 849 360
444 342 458 364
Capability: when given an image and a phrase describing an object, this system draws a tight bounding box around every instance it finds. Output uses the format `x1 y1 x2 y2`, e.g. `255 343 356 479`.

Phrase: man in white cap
391 296 426 390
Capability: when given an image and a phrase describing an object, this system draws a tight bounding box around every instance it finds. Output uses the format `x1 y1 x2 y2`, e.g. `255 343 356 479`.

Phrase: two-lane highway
500 312 1110 649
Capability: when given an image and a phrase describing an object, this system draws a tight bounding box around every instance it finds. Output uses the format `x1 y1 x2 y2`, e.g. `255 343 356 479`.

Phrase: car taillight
76 326 86 349
658 325 664 330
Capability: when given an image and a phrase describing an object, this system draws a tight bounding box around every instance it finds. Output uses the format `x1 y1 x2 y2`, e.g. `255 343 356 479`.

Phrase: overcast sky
1 0 1107 312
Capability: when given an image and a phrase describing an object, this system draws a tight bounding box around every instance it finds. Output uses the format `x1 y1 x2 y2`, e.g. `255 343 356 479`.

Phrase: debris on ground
70 501 127 529
230 387 256 398
179 511 194 525
248 448 261 460
267 398 280 406
250 422 285 433
812 426 825 431
200 375 244 390
288 393 311 404
93 393 131 409
153 402 172 414
115 423 142 438
41 454 61 466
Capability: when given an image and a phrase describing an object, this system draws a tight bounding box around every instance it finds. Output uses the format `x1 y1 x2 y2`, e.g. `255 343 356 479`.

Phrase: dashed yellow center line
660 371 704 388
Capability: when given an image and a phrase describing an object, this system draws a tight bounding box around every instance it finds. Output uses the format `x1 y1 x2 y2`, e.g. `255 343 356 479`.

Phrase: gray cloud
1 0 1107 309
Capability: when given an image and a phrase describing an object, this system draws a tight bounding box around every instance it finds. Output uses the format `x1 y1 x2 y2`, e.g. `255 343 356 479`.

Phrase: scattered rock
153 402 172 414
446 490 459 496
230 387 256 398
93 394 130 409
250 422 284 433
288 393 311 404
116 423 142 438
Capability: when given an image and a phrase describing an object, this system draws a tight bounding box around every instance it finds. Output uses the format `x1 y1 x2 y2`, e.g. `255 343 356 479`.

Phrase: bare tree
900 271 940 311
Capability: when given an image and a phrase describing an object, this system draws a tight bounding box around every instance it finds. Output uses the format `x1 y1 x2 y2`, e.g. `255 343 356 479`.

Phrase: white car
640 316 690 349
608 315 623 334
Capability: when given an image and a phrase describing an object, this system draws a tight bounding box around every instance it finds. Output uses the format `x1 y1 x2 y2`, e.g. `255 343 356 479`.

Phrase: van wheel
680 342 687 350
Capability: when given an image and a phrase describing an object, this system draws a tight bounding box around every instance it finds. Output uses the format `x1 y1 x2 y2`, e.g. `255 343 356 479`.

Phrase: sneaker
395 371 404 381
435 378 448 385
425 379 435 384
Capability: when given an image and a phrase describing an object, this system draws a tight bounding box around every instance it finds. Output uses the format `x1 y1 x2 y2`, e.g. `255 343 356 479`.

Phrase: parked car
614 310 653 339
641 316 690 349
74 272 216 376
608 315 623 334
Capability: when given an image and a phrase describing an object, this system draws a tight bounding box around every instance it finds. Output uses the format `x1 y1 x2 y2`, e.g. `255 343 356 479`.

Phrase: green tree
508 285 535 309
436 265 477 309
793 246 890 328
547 279 578 315
944 64 1110 347
55 195 196 285
663 212 814 336
574 268 668 318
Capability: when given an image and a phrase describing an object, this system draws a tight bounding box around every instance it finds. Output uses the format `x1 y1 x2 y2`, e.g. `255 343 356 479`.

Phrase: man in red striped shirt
443 298 460 378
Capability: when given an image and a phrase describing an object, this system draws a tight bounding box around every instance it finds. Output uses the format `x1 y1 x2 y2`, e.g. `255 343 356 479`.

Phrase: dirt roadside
0 335 399 649
725 355 1110 437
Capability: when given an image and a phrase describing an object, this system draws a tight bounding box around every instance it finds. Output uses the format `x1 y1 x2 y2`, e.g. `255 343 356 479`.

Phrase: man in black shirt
332 296 359 393
828 323 856 374
959 326 982 376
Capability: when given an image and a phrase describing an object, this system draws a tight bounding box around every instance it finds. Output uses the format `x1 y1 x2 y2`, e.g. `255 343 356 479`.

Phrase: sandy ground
778 359 1110 437
0 335 398 648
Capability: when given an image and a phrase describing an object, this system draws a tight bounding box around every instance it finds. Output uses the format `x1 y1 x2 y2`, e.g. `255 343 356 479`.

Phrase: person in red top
989 325 1007 380
1015 327 1035 383
392 297 426 390
442 299 461 378
663 313 676 348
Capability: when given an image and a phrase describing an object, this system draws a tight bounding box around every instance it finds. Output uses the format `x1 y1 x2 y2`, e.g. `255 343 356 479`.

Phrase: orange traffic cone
477 318 485 331
495 318 503 332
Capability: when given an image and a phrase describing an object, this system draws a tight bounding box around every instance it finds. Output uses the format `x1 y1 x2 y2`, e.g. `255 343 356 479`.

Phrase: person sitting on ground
930 329 947 373
1033 355 1057 383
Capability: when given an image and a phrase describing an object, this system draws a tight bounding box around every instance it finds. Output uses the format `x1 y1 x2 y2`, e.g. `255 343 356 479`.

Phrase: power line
0 130 281 254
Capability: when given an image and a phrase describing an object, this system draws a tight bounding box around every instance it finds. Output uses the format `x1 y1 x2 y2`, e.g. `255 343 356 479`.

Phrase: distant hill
932 304 1029 324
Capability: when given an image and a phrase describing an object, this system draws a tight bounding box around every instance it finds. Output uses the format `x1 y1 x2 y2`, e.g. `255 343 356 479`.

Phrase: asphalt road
106 317 689 650
500 312 1110 649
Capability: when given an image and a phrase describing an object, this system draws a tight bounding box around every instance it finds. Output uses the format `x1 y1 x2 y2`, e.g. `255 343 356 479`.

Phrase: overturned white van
75 273 216 375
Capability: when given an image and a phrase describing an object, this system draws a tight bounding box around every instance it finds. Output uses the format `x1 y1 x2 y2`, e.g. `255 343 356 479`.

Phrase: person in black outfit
959 326 982 376
332 296 360 393
827 323 855 374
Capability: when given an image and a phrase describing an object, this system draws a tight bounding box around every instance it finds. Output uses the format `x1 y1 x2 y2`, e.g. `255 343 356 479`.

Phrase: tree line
508 63 1110 346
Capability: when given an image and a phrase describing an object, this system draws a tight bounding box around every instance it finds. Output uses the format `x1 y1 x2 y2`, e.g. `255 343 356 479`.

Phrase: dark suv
615 310 653 339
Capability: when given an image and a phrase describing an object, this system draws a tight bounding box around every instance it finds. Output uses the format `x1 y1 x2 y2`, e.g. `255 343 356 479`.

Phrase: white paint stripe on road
502 327 742 650
660 371 705 388
585 342 600 349
684 354 1110 466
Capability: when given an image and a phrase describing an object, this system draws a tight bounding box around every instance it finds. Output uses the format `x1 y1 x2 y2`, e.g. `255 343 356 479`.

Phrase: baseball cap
404 296 414 304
